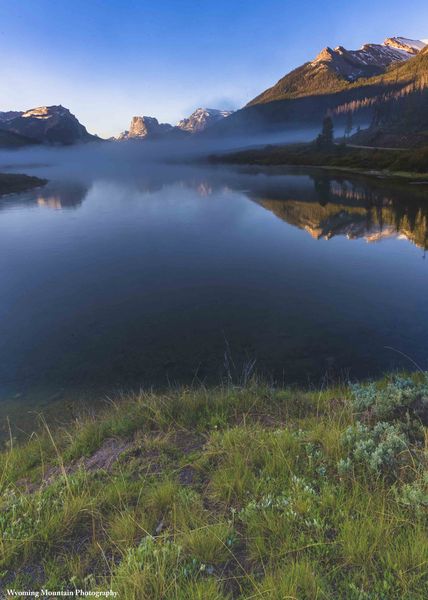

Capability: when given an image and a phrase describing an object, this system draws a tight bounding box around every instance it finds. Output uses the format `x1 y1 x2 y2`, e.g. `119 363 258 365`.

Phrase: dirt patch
172 430 205 454
126 445 164 477
17 430 205 493
83 438 132 471
178 465 197 485
17 437 134 492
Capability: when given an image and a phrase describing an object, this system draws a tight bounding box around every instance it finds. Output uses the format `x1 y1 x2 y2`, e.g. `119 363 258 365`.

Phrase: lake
1 144 427 426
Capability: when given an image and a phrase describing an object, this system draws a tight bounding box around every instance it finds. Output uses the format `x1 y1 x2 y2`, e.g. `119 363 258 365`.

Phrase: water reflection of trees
250 174 428 250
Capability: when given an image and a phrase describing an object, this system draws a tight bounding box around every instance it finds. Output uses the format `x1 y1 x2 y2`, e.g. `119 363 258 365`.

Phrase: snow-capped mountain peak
22 105 70 120
177 108 233 133
384 37 427 55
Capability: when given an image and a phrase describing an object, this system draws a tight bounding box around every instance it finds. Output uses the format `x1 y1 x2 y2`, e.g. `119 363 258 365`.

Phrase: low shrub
338 421 410 479
351 375 428 426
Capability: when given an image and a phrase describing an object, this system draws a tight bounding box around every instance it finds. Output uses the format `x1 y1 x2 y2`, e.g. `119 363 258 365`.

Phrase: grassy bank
210 143 428 181
0 376 427 598
0 173 47 196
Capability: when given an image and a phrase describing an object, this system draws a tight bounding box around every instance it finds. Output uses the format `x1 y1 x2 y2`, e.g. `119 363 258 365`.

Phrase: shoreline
209 143 428 185
0 172 48 196
301 163 428 183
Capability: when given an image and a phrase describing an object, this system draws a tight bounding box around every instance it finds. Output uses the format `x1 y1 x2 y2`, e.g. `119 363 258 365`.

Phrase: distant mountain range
116 108 234 140
114 35 428 146
1 36 427 148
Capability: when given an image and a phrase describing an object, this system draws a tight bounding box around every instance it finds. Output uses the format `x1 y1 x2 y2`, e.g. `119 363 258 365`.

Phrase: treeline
213 144 428 175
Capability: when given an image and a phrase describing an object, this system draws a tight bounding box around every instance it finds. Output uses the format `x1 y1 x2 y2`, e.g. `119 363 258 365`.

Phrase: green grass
0 376 426 598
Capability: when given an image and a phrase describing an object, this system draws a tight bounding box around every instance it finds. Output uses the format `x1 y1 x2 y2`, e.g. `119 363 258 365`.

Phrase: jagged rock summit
384 37 427 54
119 116 174 139
309 37 426 83
0 105 97 145
177 108 233 133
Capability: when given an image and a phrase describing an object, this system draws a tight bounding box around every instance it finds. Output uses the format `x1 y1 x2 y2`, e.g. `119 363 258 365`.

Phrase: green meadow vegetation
0 375 427 599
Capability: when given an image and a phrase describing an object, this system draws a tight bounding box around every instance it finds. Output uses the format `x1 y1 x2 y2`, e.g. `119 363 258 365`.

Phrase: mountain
350 45 428 146
248 37 426 106
119 116 174 139
177 108 233 133
0 106 98 145
0 110 40 147
0 129 39 148
117 108 233 140
206 36 428 142
384 37 427 54
0 111 23 123
117 115 190 140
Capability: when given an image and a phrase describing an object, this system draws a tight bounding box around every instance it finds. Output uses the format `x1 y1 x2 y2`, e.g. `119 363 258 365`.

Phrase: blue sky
1 0 427 137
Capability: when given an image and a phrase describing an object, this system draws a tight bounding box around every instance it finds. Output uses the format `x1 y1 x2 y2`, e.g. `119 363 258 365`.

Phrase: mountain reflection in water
247 173 428 251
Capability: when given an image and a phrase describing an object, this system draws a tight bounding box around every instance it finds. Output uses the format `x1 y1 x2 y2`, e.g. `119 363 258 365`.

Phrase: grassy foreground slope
0 377 427 599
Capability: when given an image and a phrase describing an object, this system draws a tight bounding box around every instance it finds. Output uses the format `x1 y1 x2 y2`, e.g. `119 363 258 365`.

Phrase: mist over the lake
0 125 321 181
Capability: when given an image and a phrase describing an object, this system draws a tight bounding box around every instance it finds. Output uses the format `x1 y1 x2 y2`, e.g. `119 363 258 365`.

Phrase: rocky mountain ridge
117 107 233 140
0 111 22 123
0 105 97 145
249 36 427 106
384 36 427 54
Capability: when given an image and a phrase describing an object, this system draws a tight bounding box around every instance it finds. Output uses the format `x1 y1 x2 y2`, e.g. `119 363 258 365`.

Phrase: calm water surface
0 145 427 424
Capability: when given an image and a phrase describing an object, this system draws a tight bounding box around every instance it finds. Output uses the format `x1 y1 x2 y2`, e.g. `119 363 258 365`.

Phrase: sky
1 0 428 138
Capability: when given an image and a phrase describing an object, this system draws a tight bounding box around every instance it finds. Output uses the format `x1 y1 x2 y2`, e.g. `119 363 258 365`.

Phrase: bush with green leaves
338 421 410 478
395 473 428 514
350 375 428 425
